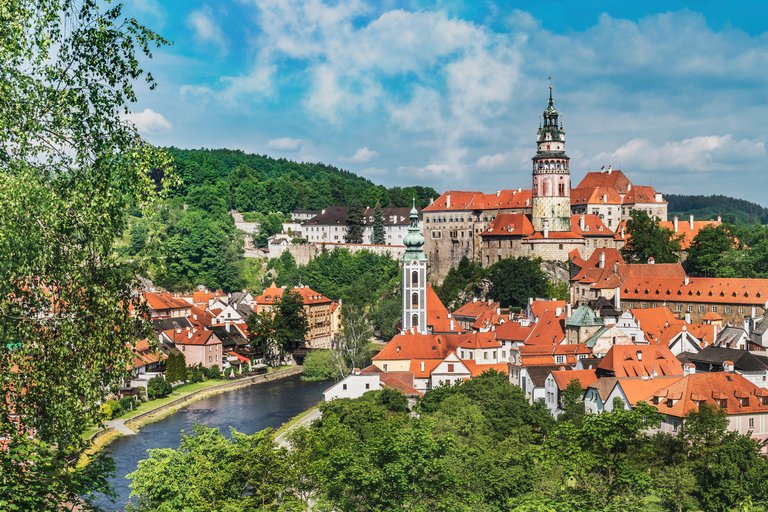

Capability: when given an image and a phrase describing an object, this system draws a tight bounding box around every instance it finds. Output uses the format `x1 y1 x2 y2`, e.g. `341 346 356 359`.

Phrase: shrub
104 399 122 418
100 403 113 421
206 365 221 380
187 366 205 384
377 387 408 413
302 349 339 381
225 366 236 378
147 376 172 399
120 396 136 412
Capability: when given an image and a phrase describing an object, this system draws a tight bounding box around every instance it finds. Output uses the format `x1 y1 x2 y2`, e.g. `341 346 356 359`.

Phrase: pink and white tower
531 85 571 233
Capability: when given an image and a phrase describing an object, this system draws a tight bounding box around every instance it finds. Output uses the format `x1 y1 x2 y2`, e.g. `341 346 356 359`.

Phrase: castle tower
401 200 427 335
532 85 571 232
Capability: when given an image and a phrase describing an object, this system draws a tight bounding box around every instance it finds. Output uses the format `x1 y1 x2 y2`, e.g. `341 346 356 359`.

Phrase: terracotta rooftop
452 299 499 319
598 344 683 378
622 276 768 306
144 292 191 311
574 169 632 194
424 189 532 212
478 213 534 237
551 369 598 391
524 310 566 345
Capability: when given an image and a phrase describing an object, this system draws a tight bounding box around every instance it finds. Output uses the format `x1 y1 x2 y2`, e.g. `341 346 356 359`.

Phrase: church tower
401 200 427 335
532 85 571 233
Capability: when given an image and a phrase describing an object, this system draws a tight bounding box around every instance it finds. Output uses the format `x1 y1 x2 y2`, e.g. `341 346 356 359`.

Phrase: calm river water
92 374 329 511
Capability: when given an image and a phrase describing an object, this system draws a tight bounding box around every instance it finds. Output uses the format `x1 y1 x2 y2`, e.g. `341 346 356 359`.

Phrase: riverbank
79 366 303 465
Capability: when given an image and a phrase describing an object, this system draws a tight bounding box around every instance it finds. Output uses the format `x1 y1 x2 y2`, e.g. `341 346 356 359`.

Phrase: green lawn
121 379 225 419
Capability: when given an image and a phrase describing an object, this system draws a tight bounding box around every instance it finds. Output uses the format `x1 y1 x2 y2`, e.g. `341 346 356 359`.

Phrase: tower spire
548 76 553 105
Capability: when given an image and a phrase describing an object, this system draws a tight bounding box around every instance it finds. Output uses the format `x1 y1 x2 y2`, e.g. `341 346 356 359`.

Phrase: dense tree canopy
621 210 684 264
667 194 768 226
128 370 768 511
0 0 171 508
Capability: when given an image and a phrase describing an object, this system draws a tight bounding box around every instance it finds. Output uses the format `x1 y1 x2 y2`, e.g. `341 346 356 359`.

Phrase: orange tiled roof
494 321 533 342
463 361 509 377
457 332 502 349
426 285 466 333
574 169 632 194
615 376 682 406
470 310 505 330
373 332 469 361
645 372 768 417
570 214 614 237
629 307 685 343
523 231 584 240
551 369 598 391
524 310 566 345
188 306 215 328
519 344 591 366
570 187 623 206
452 299 499 319
530 301 566 320
163 327 220 346
571 248 625 282
598 344 683 378
623 185 666 205
423 189 532 212
408 358 444 378
478 213 534 237
616 262 687 281
144 292 191 311
292 286 333 304
622 276 768 306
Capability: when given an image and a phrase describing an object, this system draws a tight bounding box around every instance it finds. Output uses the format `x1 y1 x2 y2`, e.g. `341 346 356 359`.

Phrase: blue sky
123 0 768 205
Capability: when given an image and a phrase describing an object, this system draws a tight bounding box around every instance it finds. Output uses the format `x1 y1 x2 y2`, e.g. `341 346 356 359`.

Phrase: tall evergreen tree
178 352 188 382
345 200 365 244
165 352 177 383
372 201 386 245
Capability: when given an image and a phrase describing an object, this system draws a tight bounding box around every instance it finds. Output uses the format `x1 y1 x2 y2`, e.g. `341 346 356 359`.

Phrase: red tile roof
571 187 623 206
463 361 509 377
598 345 683 378
478 213 534 237
530 300 566 320
524 311 566 345
426 285 466 333
629 307 685 343
144 292 191 312
622 276 768 306
373 333 469 361
523 231 584 240
645 372 768 417
452 299 499 320
624 185 666 205
163 327 220 346
657 218 721 249
456 332 502 349
615 377 682 406
424 189 532 212
551 369 598 391
574 169 632 194
570 215 614 237
494 321 533 342
408 358 444 378
519 344 591 366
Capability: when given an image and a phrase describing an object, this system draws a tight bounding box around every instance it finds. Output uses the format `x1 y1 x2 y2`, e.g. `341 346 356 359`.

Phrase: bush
147 376 172 399
376 387 408 413
100 403 113 421
206 365 221 379
187 365 204 384
120 396 136 412
104 399 122 418
302 349 339 381
225 366 236 378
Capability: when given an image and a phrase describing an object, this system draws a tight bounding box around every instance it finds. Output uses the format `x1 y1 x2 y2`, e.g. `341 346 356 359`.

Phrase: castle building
532 86 571 233
423 87 627 283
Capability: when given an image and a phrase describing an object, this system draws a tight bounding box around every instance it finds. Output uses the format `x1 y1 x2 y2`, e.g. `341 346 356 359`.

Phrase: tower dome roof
402 199 427 262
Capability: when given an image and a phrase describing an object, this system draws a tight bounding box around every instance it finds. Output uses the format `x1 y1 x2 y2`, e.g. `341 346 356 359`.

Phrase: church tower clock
531 85 572 233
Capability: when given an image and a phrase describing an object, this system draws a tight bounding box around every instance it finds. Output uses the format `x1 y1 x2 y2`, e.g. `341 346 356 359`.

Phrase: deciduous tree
621 210 684 264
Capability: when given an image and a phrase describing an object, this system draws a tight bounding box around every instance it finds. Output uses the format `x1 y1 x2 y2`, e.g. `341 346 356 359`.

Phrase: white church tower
401 200 427 334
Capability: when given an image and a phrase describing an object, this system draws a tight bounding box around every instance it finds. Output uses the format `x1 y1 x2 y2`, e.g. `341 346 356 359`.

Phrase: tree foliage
345 200 365 243
246 290 309 364
0 1 171 508
487 257 549 308
621 210 684 264
372 201 386 245
667 194 768 226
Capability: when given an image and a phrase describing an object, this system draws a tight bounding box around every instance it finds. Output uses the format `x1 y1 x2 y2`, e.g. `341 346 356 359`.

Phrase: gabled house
584 325 635 358
161 327 223 369
544 369 598 417
519 365 562 404
596 345 683 379
679 346 768 389
452 298 500 331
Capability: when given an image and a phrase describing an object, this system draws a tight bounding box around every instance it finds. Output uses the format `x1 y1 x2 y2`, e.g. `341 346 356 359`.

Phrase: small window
726 307 732 314
712 306 718 313
461 351 465 359
750 418 756 429
739 307 745 315
484 352 488 360
447 364 454 373
556 355 565 364
383 364 387 372
209 356 212 363
343 384 347 390
365 383 370 390
676 304 682 312
688 305 693 312
699 306 706 313
672 420 678 432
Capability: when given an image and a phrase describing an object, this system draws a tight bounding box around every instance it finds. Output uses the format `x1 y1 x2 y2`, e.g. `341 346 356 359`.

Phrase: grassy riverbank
274 403 320 437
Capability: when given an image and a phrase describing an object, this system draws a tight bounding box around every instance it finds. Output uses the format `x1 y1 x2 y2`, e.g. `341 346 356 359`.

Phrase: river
92 374 329 511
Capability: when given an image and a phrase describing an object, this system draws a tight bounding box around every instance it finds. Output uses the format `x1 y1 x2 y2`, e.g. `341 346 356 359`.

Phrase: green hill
665 194 768 226
163 147 438 211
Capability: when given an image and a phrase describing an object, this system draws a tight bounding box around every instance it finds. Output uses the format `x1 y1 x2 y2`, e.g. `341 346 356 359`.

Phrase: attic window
432 346 437 350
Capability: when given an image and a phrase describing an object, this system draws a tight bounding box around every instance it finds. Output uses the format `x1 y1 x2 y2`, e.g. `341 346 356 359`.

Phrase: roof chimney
176 328 181 334
723 360 734 372
673 216 678 233
603 194 607 203
636 350 643 361
744 316 752 335
648 257 655 264
685 312 691 324
684 363 695 376
556 307 562 317
621 225 625 239
689 214 694 230
684 276 690 286
608 165 612 174
450 319 455 331
599 251 605 268
446 194 451 208
717 215 722 223
187 331 193 340
496 190 501 197
601 165 606 173
420 361 425 372
473 297 477 303
580 214 586 231
565 302 572 319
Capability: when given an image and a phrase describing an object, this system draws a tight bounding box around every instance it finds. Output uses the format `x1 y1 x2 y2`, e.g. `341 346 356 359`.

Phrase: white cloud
476 152 509 168
267 137 303 151
340 147 379 163
590 135 766 173
187 6 227 53
121 109 172 134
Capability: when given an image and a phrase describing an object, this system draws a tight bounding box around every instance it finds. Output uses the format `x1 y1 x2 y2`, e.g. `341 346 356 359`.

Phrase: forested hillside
666 194 768 226
165 147 438 211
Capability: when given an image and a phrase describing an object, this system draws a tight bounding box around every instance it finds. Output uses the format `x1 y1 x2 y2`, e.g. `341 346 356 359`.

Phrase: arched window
412 292 418 308
556 162 560 170
559 183 565 196
411 271 419 286
412 314 418 328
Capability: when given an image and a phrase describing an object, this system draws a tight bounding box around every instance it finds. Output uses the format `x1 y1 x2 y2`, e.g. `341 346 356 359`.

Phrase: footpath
275 407 322 448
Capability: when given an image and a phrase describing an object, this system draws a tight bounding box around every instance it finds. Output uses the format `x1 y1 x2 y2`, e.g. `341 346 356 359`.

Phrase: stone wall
265 242 405 265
